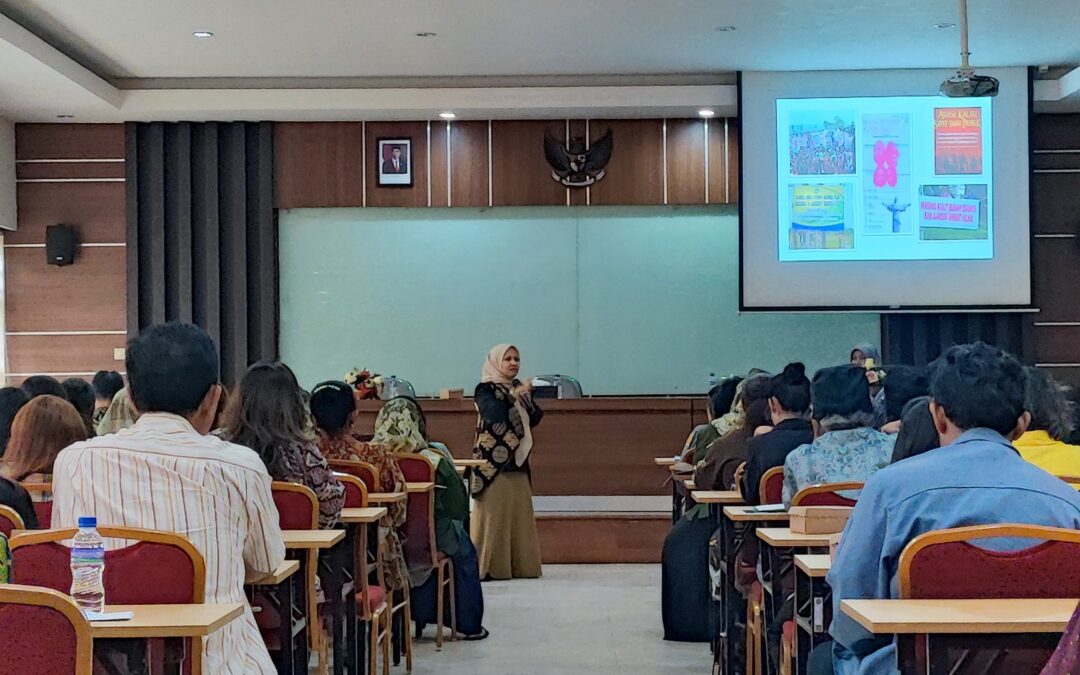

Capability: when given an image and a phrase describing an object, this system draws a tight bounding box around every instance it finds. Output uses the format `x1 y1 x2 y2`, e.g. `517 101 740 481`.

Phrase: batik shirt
782 427 895 507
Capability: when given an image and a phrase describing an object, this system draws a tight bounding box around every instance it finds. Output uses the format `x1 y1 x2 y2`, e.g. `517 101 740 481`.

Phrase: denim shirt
782 427 895 507
827 428 1080 675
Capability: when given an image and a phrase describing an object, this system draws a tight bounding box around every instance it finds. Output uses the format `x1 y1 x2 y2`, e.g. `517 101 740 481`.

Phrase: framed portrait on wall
376 138 413 187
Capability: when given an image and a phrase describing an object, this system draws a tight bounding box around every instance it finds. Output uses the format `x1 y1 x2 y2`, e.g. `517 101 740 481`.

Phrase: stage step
535 510 669 564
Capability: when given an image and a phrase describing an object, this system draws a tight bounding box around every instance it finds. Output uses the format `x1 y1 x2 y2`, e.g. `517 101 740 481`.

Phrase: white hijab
481 344 534 466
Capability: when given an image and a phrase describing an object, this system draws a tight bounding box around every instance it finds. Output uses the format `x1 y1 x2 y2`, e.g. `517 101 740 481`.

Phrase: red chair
791 482 862 507
0 504 25 536
899 524 1080 673
0 584 93 675
338 473 368 508
330 459 380 495
759 466 785 505
395 452 455 652
10 526 205 674
20 483 53 528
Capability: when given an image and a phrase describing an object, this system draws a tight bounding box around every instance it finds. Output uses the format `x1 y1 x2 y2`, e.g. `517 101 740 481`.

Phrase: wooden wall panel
726 119 740 203
7 182 126 244
429 122 449 207
1031 173 1080 235
568 120 589 206
6 247 127 332
364 122 429 208
537 514 667 563
707 118 734 204
1031 235 1080 323
666 119 706 205
491 120 567 206
589 119 663 205
16 162 125 180
449 121 489 207
16 123 124 160
274 122 363 208
6 333 126 375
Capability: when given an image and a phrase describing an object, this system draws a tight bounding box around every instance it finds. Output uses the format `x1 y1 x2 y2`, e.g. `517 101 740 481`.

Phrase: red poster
934 108 983 175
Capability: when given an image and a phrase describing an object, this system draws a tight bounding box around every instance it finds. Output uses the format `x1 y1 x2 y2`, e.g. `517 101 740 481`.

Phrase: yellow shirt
1014 430 1080 486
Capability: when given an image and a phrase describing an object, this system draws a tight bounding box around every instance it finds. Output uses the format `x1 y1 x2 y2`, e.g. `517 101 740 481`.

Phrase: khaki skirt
470 471 542 580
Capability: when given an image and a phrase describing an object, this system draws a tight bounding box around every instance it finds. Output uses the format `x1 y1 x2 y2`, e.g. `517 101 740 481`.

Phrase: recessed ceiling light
714 25 737 32
56 114 74 119
192 31 214 39
438 111 456 120
698 109 716 118
415 31 437 38
934 22 957 29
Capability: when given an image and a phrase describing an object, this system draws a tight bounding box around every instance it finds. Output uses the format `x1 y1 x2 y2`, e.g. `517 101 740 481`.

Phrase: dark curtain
881 313 1029 367
126 122 277 385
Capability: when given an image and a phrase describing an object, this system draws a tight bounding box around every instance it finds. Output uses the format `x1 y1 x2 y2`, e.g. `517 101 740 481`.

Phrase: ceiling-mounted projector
940 0 999 97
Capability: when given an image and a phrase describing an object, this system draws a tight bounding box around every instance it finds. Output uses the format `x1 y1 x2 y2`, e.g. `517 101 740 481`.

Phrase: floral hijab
372 397 437 458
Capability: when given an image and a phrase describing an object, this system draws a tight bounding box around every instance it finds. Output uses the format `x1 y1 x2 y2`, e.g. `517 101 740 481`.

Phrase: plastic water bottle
70 516 105 614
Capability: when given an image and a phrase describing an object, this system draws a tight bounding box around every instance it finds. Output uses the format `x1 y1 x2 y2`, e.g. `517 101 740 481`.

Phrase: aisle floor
405 564 706 675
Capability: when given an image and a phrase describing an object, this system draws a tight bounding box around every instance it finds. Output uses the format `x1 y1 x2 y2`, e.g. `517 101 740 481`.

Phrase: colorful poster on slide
788 111 856 175
918 184 988 240
861 113 913 235
789 184 854 250
934 108 983 175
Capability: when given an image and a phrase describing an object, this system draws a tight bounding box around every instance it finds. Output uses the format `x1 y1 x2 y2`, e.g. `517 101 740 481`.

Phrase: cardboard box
789 506 853 535
439 388 464 400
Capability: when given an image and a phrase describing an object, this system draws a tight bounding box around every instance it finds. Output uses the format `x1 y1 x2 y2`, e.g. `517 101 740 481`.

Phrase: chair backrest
329 458 381 493
791 482 862 507
271 481 319 530
10 526 205 604
899 524 1080 600
393 453 438 569
0 505 25 536
0 584 93 675
338 473 368 508
21 484 54 529
759 466 785 505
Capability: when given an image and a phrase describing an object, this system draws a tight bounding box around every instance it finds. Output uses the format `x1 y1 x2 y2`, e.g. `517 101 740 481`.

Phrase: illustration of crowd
790 117 857 175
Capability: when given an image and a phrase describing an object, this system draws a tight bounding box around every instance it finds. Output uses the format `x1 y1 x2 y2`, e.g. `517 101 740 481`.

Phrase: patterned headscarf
96 388 140 436
372 397 428 453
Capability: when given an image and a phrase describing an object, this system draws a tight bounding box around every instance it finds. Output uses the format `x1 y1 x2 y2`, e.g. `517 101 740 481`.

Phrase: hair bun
782 362 807 382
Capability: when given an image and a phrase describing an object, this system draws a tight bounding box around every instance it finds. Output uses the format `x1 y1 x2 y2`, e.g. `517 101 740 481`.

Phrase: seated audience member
51 323 286 674
740 363 814 505
61 378 97 437
372 396 488 640
20 375 67 401
694 373 772 491
1042 601 1080 674
888 396 939 463
222 362 344 530
850 343 886 421
679 376 743 464
1014 367 1080 480
0 387 29 456
309 380 409 593
815 342 1080 675
96 387 139 435
91 370 125 426
0 462 36 529
879 365 929 433
1 396 88 498
783 365 894 507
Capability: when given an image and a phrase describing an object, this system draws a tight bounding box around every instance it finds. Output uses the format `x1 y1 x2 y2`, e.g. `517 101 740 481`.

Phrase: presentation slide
740 68 1030 310
777 97 993 262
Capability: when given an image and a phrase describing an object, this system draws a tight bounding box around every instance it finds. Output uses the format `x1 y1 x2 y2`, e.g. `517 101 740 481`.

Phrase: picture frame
376 138 413 187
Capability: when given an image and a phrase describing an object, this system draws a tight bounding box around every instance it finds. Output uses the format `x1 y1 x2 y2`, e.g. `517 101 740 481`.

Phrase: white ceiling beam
0 12 120 108
1034 66 1080 102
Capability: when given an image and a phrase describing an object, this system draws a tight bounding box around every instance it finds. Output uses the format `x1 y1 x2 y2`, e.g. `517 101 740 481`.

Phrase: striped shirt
52 413 285 674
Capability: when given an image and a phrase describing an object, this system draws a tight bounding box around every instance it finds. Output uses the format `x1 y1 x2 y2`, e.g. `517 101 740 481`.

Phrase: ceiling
0 0 1079 121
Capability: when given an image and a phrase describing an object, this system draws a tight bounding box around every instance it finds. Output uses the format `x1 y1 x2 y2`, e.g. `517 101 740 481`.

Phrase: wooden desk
842 598 1077 675
653 456 678 467
339 507 387 524
794 554 831 578
691 490 743 505
282 529 345 549
453 458 486 468
724 505 792 522
757 528 835 548
367 492 407 505
794 555 833 673
90 602 244 639
682 478 697 491
247 559 300 586
406 481 435 493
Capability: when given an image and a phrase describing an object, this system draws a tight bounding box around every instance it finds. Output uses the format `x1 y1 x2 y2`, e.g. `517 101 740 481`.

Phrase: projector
940 70 999 97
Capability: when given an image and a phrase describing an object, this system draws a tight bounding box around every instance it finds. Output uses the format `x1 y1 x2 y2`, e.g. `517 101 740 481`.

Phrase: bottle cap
77 516 97 528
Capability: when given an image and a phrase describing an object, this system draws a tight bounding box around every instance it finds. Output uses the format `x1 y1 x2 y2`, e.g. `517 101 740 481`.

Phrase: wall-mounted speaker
45 224 78 266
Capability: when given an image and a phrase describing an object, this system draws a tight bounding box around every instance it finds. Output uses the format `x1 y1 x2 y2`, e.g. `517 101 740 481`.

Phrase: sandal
462 627 490 641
